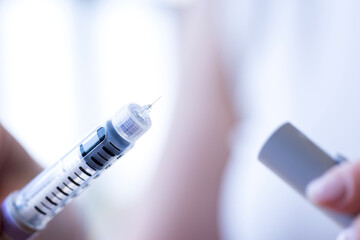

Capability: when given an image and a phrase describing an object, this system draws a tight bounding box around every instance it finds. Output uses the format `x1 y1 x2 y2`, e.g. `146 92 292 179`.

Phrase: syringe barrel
0 103 152 240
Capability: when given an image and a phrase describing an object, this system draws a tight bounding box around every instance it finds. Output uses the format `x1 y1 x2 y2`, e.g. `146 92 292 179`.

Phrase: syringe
0 102 154 240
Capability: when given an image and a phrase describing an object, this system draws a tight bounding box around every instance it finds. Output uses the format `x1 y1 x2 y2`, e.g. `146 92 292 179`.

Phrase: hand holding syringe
0 101 157 240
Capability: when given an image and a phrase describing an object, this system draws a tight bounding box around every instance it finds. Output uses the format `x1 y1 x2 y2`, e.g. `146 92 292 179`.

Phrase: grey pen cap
258 122 354 228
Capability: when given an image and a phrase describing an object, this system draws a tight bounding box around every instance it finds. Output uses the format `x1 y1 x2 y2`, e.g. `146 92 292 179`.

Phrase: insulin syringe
0 102 155 240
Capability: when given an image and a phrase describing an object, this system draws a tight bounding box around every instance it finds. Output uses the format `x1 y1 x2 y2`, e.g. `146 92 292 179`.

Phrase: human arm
129 1 237 240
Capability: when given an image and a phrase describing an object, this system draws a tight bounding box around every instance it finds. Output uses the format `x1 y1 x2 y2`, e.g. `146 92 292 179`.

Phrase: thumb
0 125 41 201
306 160 360 213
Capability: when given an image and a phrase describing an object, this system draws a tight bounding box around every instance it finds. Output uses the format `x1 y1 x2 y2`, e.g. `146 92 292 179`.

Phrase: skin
307 160 360 239
3 1 358 239
0 125 86 240
130 1 360 239
1 2 235 239
128 1 237 240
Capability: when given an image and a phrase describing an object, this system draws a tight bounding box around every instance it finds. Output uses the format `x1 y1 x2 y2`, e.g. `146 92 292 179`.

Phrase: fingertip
306 178 323 203
337 215 360 240
337 228 356 240
306 174 345 205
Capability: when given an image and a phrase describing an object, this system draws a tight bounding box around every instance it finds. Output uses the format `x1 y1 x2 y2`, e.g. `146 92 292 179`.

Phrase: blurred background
0 0 178 239
2 0 360 239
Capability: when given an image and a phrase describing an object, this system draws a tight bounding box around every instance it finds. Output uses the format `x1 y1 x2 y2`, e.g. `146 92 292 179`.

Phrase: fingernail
337 228 356 240
306 175 345 203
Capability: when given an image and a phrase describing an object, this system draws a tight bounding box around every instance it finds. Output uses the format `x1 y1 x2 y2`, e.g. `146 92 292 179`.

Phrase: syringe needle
148 96 161 109
141 97 161 113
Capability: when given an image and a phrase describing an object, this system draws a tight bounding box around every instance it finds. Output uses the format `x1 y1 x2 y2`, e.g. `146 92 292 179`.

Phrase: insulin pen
259 123 355 228
0 102 156 240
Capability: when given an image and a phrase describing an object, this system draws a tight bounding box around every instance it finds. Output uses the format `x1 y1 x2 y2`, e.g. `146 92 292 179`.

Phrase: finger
306 160 360 213
0 125 41 200
337 214 360 240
